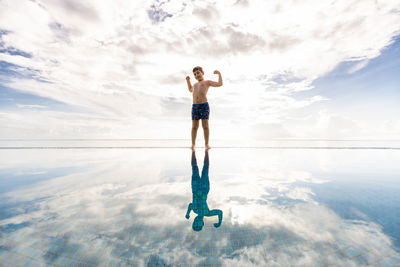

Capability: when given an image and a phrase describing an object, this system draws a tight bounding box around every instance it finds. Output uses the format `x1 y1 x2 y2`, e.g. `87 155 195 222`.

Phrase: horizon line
1 138 400 141
1 146 399 150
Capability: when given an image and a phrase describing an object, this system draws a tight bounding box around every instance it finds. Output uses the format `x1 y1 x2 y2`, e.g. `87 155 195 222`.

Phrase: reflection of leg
192 171 200 194
204 150 209 167
191 151 200 193
191 151 197 167
201 151 210 194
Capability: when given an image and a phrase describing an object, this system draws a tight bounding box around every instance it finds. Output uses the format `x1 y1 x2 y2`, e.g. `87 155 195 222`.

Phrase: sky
0 0 400 140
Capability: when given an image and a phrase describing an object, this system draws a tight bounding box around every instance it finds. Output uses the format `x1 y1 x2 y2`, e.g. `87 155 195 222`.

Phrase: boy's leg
192 120 199 149
201 119 210 149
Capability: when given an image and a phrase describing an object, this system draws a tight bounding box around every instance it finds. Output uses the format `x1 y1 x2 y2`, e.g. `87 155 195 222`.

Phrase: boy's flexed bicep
206 80 222 87
207 70 223 87
186 76 193 92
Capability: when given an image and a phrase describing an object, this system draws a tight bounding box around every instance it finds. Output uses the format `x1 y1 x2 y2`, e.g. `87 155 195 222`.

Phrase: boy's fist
214 70 220 75
186 76 190 80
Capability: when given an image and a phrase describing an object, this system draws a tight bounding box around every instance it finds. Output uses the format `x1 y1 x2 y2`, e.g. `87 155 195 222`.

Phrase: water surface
0 142 399 266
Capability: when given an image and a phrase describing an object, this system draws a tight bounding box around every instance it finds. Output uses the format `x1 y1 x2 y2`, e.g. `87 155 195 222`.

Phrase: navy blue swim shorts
192 102 210 120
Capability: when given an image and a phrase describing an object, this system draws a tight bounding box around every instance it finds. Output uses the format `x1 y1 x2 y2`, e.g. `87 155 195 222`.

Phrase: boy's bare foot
191 144 196 151
205 144 211 150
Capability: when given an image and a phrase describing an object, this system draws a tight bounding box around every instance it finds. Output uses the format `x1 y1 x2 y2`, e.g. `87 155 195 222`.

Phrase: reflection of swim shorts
192 102 210 120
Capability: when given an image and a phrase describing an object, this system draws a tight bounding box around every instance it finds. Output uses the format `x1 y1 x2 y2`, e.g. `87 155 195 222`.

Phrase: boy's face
193 69 204 81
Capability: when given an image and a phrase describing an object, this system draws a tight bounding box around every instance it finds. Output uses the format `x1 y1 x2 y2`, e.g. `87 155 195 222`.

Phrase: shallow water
0 143 399 266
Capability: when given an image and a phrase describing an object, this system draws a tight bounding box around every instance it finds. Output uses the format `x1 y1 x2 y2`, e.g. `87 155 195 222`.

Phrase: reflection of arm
208 209 223 227
185 203 193 219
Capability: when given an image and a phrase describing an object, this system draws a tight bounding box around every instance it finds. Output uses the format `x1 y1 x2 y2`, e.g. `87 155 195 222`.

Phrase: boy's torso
193 80 210 104
193 195 209 215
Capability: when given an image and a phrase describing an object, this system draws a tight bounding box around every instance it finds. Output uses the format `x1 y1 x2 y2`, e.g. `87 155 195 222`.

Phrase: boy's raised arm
186 76 193 92
207 70 223 87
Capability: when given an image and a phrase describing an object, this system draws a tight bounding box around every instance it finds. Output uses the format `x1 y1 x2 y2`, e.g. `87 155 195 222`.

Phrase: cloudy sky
1 0 400 140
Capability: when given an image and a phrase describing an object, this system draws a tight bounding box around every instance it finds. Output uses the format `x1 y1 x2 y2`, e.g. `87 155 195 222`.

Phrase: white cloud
0 0 399 138
16 104 47 109
348 59 370 74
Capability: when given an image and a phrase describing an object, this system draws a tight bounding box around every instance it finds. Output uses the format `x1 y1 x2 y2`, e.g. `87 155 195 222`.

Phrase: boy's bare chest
193 83 209 95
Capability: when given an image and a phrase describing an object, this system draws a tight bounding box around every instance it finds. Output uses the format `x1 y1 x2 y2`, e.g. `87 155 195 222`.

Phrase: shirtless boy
186 66 223 150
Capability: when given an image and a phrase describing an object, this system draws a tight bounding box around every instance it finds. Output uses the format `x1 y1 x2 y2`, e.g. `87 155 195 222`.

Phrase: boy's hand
186 76 190 80
213 70 220 75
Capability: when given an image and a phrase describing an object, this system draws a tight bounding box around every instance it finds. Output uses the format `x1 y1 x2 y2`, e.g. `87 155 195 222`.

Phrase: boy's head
192 66 204 81
192 215 204 231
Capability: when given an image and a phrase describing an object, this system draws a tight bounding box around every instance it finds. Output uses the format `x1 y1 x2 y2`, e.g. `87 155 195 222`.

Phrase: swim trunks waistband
193 102 208 106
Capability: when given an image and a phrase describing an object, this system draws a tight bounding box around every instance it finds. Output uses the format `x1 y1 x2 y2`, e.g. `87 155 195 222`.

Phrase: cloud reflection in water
0 148 399 266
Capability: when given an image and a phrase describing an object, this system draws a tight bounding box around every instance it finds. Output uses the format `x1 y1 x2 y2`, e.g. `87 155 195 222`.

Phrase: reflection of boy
185 151 223 231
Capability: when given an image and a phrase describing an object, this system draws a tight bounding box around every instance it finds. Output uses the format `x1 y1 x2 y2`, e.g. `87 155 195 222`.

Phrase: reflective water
0 145 399 266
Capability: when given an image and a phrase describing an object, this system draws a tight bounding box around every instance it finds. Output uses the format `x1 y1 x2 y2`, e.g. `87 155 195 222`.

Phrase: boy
186 66 223 151
185 150 223 231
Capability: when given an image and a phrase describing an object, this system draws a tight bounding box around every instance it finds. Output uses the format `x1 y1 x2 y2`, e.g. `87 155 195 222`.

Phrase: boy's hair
193 66 203 73
192 215 204 231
